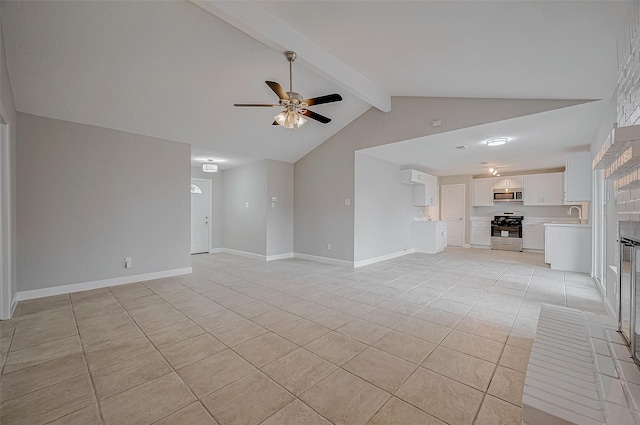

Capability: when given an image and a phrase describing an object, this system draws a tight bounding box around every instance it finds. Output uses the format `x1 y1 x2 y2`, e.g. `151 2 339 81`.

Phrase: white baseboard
209 248 293 262
15 267 193 301
219 248 266 261
604 294 616 319
463 244 471 249
354 249 415 268
470 245 491 250
1 297 17 320
266 252 294 261
293 253 353 268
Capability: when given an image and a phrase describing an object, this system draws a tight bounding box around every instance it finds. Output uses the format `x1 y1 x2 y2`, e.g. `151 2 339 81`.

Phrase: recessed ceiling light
486 138 508 147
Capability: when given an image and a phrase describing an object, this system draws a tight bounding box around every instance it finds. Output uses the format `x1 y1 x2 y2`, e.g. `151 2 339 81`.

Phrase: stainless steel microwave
493 191 523 201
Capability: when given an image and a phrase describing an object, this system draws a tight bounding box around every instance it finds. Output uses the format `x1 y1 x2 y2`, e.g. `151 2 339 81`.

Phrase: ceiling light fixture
492 169 498 176
274 109 307 129
486 137 508 147
203 159 219 173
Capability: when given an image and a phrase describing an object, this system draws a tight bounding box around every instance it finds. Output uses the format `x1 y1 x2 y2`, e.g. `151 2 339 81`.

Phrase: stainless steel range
491 212 523 252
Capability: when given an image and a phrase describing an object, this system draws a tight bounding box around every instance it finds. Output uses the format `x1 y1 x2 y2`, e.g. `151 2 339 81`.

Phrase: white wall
222 159 293 257
223 161 268 255
16 113 192 291
589 95 619 311
295 96 588 262
191 167 223 249
266 160 294 257
0 8 17 313
354 153 414 262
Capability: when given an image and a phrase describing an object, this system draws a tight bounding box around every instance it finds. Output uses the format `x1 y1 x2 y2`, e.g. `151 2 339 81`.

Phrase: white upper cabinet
565 152 592 202
493 175 523 190
401 169 426 184
523 172 565 205
472 178 494 206
414 173 438 206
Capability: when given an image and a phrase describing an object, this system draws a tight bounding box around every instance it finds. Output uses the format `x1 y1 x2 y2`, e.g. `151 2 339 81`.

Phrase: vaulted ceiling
0 1 631 174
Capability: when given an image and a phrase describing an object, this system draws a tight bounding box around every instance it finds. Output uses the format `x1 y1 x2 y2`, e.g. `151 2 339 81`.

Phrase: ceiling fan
234 51 342 129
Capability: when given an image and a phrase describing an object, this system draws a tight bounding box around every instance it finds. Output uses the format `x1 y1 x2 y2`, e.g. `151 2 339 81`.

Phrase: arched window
190 184 202 194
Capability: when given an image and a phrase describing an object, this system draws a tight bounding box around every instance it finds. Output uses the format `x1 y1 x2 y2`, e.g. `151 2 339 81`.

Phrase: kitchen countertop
543 223 591 227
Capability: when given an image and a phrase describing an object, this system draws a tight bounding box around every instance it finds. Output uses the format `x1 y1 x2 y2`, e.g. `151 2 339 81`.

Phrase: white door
191 178 211 254
441 184 465 247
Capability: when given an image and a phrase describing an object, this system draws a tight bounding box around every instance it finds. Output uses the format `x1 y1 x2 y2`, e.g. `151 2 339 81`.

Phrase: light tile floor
0 247 608 425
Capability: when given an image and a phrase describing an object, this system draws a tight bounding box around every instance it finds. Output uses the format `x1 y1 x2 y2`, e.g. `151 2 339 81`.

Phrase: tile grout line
69 294 107 425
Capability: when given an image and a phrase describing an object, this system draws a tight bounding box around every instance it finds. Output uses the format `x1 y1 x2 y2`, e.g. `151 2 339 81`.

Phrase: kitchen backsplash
473 204 588 220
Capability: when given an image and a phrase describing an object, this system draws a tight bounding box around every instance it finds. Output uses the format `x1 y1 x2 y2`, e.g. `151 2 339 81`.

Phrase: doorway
441 183 465 247
191 178 211 254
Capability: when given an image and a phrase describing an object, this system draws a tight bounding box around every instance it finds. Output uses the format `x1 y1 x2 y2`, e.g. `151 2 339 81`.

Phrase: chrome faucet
567 205 583 223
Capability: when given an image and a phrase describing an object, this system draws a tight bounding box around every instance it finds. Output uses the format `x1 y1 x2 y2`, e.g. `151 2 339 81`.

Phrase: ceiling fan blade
304 93 342 106
272 121 279 126
234 103 281 107
302 109 331 124
265 81 290 100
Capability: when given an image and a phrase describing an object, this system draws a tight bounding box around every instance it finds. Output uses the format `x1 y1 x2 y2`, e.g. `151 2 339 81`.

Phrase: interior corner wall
16 113 191 292
295 96 592 262
0 11 17 307
191 167 223 249
354 152 413 262
266 160 293 257
222 161 268 256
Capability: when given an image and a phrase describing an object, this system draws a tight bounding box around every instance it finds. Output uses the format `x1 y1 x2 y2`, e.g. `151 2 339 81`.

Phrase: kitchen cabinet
523 172 564 205
470 221 491 246
472 178 494 206
544 223 591 272
402 169 437 206
493 175 523 191
412 221 447 254
401 169 426 185
565 152 592 202
413 173 438 206
523 223 544 250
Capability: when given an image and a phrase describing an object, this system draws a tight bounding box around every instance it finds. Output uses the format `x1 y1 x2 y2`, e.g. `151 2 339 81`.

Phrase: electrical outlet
344 198 351 206
124 257 132 268
327 243 331 250
245 201 249 208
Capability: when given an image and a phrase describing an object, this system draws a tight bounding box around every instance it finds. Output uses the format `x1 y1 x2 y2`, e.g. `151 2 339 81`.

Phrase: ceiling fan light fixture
486 138 508 147
203 159 219 173
275 110 306 129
